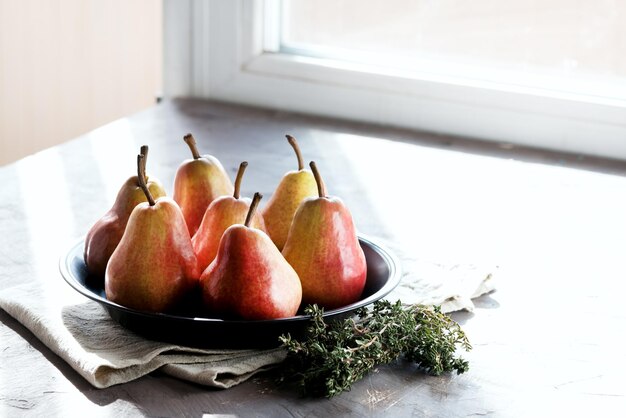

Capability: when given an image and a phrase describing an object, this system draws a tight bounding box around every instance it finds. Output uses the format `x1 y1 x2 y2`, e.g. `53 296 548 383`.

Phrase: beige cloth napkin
0 243 496 389
388 246 497 313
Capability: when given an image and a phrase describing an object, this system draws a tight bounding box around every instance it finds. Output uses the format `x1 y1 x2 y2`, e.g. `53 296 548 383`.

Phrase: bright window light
279 0 626 100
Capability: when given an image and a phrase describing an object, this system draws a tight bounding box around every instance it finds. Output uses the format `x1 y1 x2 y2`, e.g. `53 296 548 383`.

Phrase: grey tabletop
1 99 625 417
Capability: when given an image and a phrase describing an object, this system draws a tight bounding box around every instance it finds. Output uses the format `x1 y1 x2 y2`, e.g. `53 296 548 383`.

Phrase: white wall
0 0 163 166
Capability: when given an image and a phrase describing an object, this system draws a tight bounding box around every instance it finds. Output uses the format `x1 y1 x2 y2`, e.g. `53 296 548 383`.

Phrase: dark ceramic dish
59 236 401 348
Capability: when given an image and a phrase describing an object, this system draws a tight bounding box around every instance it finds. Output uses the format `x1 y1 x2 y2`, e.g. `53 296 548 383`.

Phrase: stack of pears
192 161 266 272
283 161 367 309
200 193 302 320
105 153 199 312
83 133 368 320
84 146 165 278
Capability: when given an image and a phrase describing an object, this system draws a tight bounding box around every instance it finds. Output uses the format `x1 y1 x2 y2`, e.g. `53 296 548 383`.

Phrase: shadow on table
450 293 500 326
472 293 501 310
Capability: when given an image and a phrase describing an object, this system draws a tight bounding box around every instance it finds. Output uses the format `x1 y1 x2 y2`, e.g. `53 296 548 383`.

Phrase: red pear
282 161 367 310
173 133 234 236
192 161 266 273
105 154 199 312
201 193 302 320
84 145 166 277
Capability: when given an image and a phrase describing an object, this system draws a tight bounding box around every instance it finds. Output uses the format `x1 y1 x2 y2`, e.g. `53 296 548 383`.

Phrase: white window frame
164 0 626 160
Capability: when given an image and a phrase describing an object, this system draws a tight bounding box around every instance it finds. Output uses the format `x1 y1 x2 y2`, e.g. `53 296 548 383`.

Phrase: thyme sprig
279 300 471 397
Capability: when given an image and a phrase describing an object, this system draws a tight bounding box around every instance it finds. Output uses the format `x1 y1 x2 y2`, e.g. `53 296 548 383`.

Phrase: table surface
2 99 626 417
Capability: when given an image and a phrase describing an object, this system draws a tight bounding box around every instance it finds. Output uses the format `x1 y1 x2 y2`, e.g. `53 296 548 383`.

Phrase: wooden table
2 99 625 417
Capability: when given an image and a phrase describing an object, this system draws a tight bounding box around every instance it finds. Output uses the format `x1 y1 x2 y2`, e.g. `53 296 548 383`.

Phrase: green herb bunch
279 300 471 397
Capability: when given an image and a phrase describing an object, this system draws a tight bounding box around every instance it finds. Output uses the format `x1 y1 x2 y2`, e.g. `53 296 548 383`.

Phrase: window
279 0 625 100
164 1 626 159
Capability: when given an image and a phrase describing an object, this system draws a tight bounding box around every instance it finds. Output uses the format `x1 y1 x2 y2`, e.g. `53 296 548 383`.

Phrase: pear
201 193 302 320
262 135 317 250
84 145 166 277
173 133 234 236
105 154 199 313
192 161 266 273
282 161 367 310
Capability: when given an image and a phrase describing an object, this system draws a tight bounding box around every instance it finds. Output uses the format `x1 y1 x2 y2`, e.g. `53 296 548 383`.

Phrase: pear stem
138 145 149 186
183 133 201 159
309 161 327 198
245 192 262 227
233 161 248 199
137 154 156 206
286 134 304 171
140 145 149 163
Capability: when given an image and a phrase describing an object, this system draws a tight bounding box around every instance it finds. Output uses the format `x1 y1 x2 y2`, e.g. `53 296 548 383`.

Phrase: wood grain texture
0 0 162 166
1 99 626 417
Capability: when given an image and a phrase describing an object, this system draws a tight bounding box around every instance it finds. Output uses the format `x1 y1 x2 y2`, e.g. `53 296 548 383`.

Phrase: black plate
59 236 401 348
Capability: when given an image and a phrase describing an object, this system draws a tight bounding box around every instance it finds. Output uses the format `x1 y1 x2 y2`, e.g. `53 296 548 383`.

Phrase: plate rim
59 234 402 324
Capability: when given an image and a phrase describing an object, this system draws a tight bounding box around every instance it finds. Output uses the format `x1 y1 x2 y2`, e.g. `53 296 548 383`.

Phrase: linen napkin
388 245 497 313
0 242 496 389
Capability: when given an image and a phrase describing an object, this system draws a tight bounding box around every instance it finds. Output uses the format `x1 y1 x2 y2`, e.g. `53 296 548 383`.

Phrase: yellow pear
262 135 317 250
173 133 234 236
